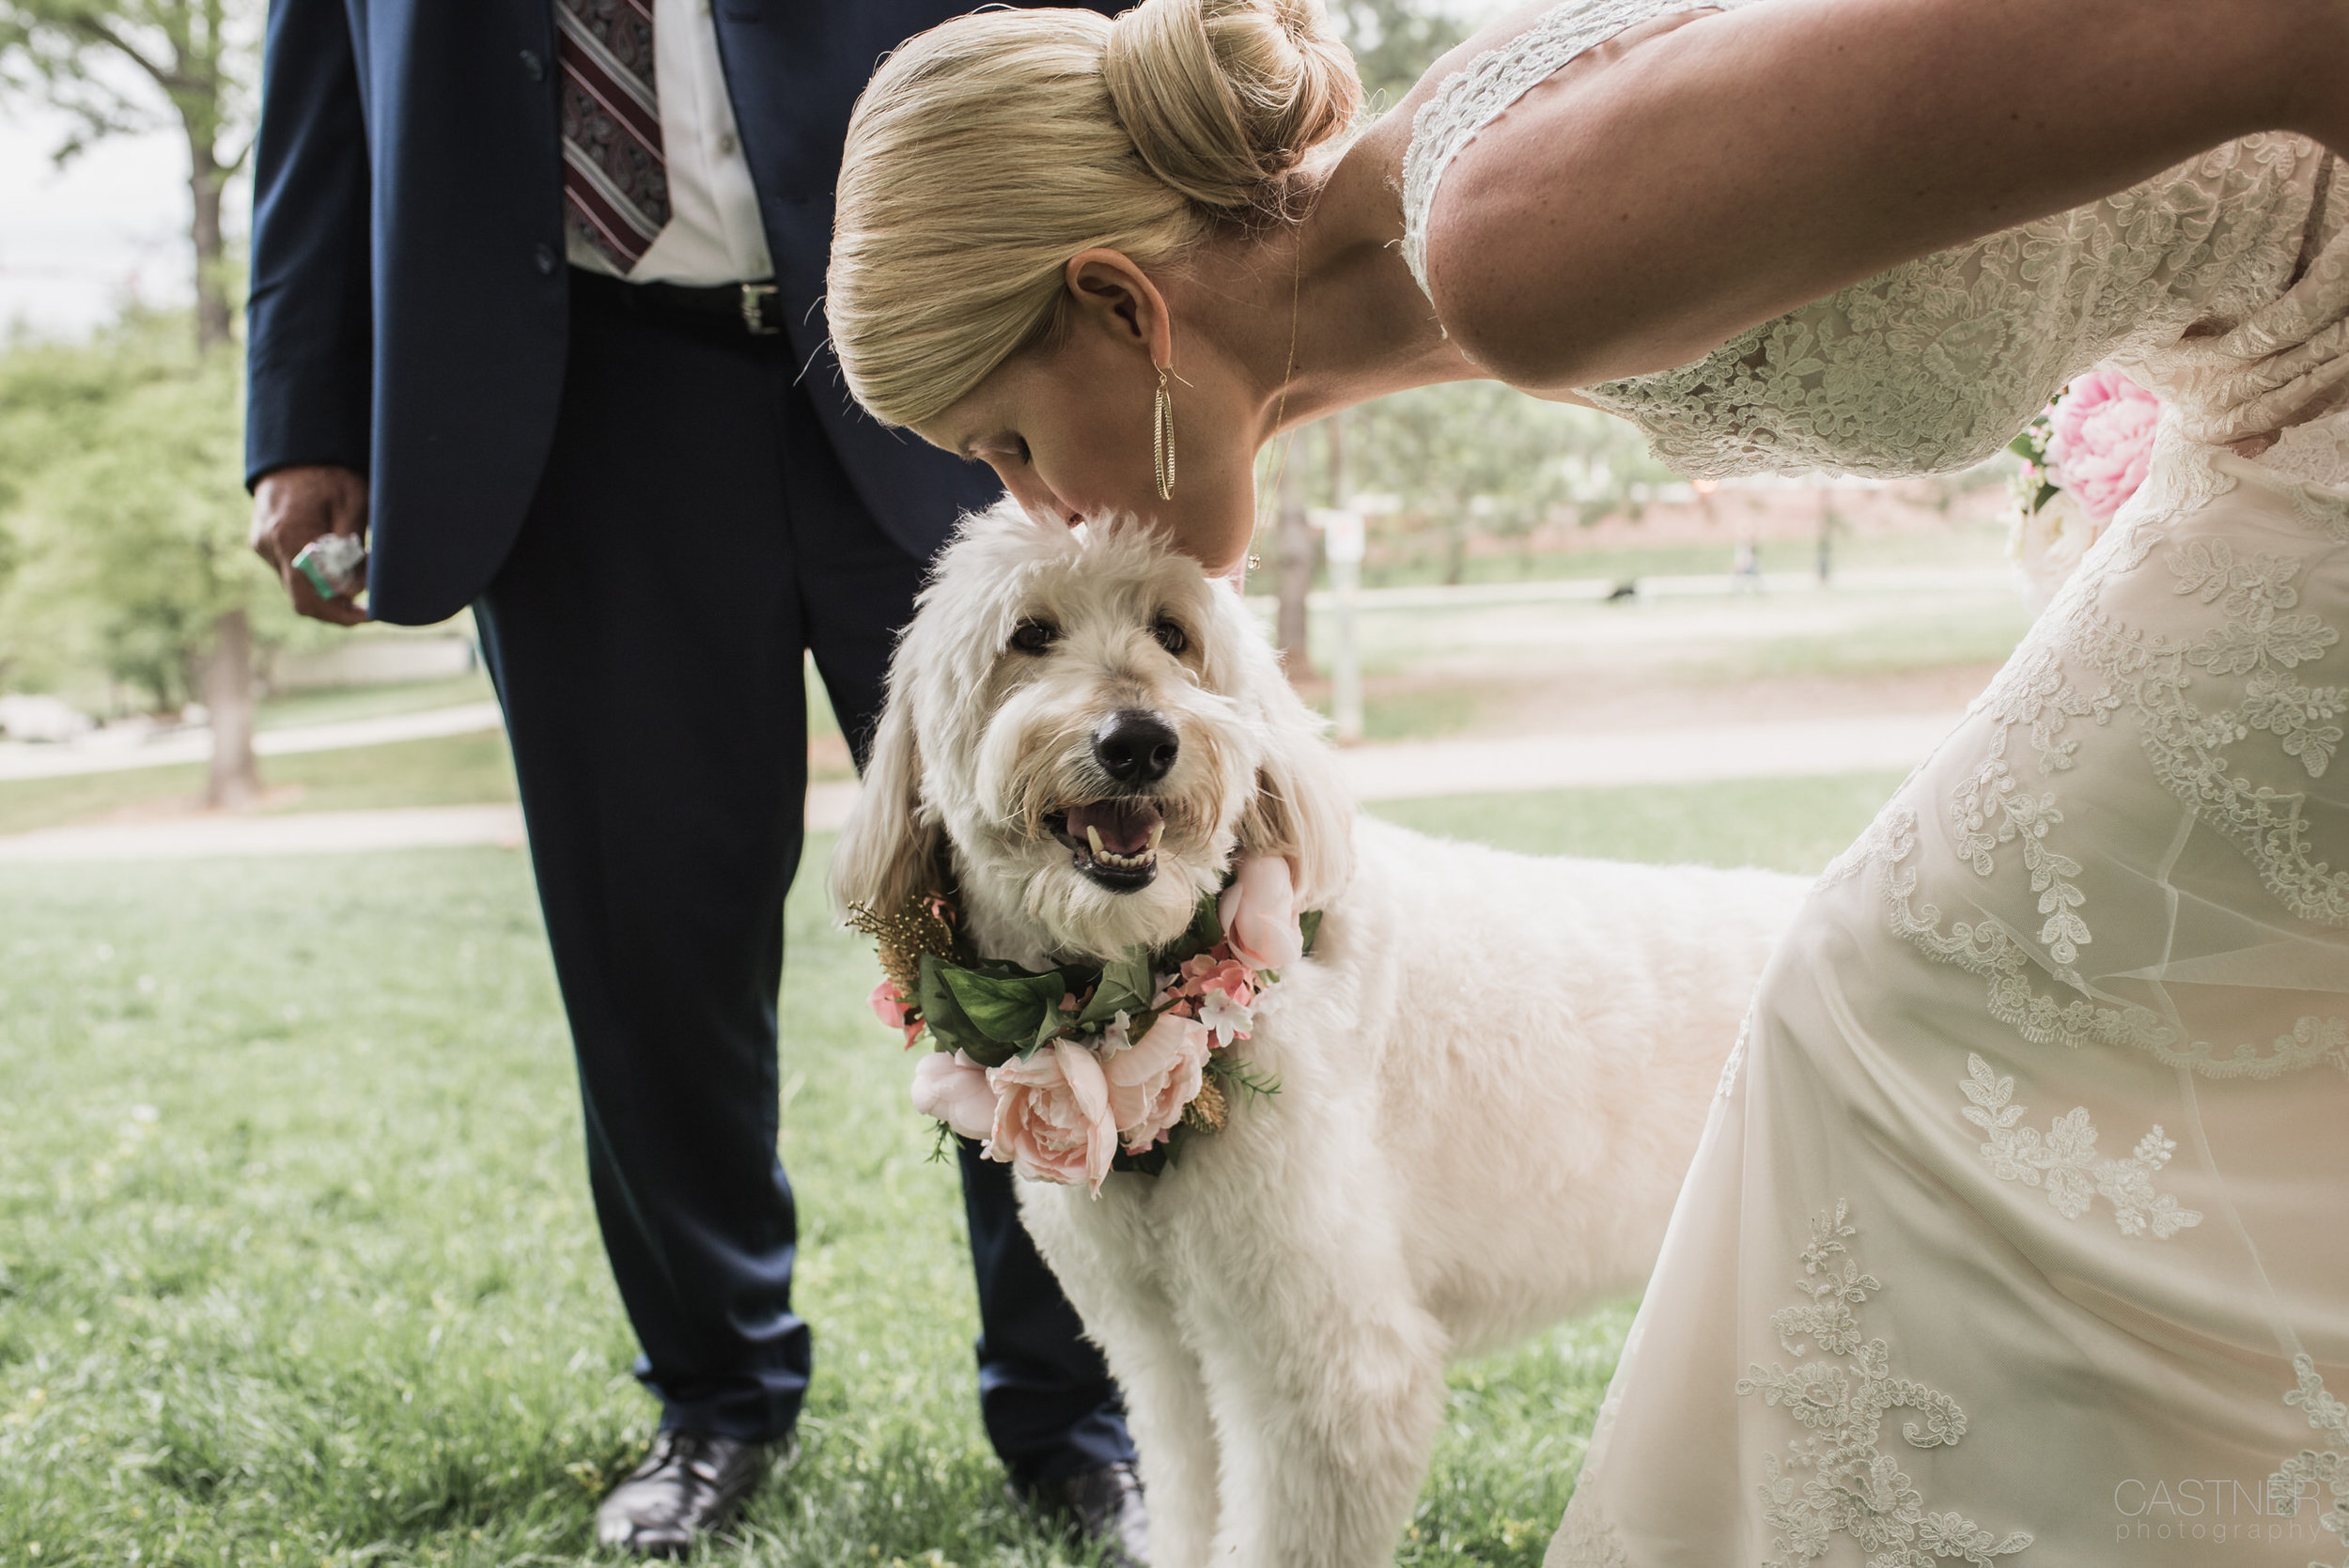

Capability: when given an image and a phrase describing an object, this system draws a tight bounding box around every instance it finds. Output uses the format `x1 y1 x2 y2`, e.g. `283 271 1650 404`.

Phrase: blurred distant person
240 2 1143 1558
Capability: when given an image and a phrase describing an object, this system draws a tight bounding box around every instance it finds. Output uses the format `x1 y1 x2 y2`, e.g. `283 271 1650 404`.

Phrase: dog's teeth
1146 822 1163 851
1086 824 1105 859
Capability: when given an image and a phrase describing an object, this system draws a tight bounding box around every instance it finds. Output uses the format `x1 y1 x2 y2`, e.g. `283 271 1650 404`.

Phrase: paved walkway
0 716 1954 863
1 567 2008 785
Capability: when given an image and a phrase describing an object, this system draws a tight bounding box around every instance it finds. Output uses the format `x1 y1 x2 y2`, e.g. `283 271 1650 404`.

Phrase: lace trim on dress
1397 0 1761 303
1825 437 2349 1080
1736 1201 2034 1567
1976 441 2349 932
1956 1054 2202 1240
1859 805 2349 1079
1547 1500 1630 1568
1584 136 2322 480
2266 1356 2349 1568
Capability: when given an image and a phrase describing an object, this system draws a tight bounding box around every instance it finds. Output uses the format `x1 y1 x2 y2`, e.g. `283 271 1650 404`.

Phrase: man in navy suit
241 2 1142 1558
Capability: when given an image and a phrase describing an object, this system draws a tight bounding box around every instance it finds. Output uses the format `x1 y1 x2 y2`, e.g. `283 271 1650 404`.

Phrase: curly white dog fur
833 503 1803 1568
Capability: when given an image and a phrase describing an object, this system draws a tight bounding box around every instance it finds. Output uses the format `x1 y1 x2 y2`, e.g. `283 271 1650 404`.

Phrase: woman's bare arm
1422 0 2349 393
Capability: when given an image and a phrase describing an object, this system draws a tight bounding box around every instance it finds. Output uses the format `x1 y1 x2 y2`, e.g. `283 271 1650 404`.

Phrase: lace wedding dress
1405 6 2349 1565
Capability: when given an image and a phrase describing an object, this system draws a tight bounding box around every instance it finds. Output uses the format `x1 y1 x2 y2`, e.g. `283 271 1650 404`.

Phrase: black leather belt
568 266 786 338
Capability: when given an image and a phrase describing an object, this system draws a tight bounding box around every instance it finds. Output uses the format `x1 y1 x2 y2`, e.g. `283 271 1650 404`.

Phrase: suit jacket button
520 48 545 81
535 244 557 275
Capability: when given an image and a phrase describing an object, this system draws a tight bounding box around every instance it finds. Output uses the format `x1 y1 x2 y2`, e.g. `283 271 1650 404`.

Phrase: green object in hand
292 534 367 598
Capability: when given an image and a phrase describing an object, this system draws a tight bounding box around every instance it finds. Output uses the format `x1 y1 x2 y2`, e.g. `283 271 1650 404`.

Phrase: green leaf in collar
1078 952 1154 1028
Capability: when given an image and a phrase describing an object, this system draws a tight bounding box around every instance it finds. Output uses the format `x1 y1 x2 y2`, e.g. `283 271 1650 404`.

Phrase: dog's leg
1015 1185 1221 1568
1179 1168 1449 1568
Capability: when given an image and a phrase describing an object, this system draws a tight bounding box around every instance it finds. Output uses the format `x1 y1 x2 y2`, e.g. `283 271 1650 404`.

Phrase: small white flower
1198 988 1253 1048
1098 1009 1134 1056
2008 490 2102 613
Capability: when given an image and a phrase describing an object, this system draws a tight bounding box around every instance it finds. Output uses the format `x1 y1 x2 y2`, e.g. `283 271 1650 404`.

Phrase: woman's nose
1003 474 1079 530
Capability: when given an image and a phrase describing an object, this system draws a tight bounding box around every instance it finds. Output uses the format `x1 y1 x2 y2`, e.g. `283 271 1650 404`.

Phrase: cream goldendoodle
832 502 1801 1568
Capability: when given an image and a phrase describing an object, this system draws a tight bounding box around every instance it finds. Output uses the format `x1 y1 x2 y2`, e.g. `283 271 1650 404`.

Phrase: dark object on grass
1606 579 1640 601
1016 1460 1154 1568
595 1430 769 1558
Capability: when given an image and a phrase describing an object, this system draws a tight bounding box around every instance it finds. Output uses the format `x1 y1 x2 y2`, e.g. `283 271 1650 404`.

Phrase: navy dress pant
473 277 1132 1483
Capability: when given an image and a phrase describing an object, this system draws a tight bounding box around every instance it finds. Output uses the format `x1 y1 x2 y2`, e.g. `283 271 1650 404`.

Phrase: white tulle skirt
1552 439 2349 1568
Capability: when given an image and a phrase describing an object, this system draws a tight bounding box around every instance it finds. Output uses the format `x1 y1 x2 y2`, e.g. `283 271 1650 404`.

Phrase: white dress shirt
566 0 775 286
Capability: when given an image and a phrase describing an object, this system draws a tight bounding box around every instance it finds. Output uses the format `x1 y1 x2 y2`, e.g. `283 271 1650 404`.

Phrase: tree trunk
1274 430 1315 681
187 132 231 354
205 607 258 810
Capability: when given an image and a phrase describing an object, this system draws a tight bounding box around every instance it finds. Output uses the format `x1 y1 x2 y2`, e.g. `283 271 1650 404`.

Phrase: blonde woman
831 2 2349 1564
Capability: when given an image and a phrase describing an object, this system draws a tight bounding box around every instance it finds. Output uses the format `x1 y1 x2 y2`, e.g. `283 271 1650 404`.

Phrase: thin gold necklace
1248 237 1305 575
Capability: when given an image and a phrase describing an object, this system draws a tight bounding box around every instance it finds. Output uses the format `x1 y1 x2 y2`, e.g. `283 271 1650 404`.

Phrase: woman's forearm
1426 0 2349 390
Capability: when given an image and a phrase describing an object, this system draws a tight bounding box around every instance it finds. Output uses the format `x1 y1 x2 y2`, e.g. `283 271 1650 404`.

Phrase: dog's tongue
1066 800 1161 856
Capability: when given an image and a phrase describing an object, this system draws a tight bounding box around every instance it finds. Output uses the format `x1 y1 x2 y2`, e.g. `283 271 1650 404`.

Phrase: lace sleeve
1583 134 2328 480
1397 0 1764 303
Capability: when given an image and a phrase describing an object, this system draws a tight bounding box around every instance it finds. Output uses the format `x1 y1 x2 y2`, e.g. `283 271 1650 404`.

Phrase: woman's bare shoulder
1413 6 1733 393
1417 0 2333 396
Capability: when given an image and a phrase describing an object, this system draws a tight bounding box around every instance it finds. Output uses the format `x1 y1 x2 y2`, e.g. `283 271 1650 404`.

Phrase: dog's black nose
1094 710 1178 784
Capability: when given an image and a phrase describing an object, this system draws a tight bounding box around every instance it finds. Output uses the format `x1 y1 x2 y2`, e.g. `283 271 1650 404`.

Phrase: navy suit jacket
244 0 1115 627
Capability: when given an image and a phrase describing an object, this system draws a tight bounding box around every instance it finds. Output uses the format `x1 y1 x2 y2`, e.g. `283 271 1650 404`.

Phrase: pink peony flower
1219 855 1303 972
870 979 924 1048
988 1039 1118 1192
2045 371 2160 522
910 1049 997 1141
1100 1015 1211 1154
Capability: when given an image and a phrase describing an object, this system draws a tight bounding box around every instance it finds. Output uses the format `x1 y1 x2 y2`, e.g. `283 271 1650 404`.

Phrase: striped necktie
556 0 670 272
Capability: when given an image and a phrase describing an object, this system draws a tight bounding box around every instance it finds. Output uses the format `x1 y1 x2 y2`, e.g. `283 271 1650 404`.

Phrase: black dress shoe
595 1430 768 1558
1016 1461 1151 1567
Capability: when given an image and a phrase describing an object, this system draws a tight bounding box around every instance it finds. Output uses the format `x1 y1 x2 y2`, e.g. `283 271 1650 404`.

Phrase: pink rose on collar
1219 854 1302 972
869 979 924 1049
910 1049 997 1141
1101 1014 1211 1154
988 1039 1117 1193
1176 952 1255 1007
2046 371 2160 522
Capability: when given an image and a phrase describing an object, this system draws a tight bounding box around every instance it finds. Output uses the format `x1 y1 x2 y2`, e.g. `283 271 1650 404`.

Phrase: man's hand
251 464 371 626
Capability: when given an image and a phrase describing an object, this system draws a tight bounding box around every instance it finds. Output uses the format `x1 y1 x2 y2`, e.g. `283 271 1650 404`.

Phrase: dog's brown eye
1010 618 1059 654
1152 617 1188 656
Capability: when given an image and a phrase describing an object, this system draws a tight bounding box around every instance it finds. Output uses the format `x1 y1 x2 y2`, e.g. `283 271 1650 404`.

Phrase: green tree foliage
1337 383 1682 583
0 0 257 350
0 312 292 718
1310 2 1684 584
1330 0 1472 105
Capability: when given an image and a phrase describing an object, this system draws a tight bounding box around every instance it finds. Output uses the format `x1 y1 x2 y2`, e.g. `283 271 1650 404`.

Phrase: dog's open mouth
1047 799 1164 892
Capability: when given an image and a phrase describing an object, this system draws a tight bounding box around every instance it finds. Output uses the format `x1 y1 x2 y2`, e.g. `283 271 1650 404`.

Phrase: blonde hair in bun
830 0 1361 430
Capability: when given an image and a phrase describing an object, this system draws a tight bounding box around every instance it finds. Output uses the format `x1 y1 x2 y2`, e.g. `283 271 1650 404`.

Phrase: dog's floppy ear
831 677 942 921
1237 672 1356 911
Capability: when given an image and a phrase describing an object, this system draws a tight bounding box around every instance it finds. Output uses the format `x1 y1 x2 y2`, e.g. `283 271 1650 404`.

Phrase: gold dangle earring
1153 365 1177 501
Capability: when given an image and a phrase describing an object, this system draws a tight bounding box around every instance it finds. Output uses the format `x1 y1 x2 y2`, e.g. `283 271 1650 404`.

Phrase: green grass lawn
0 777 1897 1565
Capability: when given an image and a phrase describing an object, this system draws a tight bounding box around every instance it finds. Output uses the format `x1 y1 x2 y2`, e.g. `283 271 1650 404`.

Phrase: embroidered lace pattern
1820 439 2349 1080
1858 806 2349 1079
1581 135 2321 480
1956 1054 2202 1240
1548 1502 1630 1568
1736 1202 2033 1567
2266 1357 2349 1568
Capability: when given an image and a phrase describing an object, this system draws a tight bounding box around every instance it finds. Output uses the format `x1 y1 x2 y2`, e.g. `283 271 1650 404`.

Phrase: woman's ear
1065 248 1174 367
831 678 943 922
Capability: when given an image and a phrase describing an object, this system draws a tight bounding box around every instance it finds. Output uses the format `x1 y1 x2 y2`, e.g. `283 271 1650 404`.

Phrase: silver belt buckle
739 283 779 336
